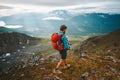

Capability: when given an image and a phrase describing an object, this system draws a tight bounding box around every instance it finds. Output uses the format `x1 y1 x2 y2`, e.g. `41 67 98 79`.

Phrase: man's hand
65 48 70 50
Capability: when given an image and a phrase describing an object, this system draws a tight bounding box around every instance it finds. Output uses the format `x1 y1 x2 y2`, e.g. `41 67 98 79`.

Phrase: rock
107 50 111 52
51 58 58 62
22 46 25 49
22 65 26 68
101 77 105 80
42 75 61 80
81 72 89 80
17 49 20 52
27 40 29 44
54 75 61 80
106 65 117 73
4 71 8 74
32 53 35 55
6 61 10 64
79 51 87 58
40 58 45 63
6 53 11 57
104 56 119 63
2 59 6 62
40 67 45 70
19 42 22 44
81 58 86 61
12 74 15 76
40 58 45 61
16 57 20 59
13 52 17 54
20 73 25 77
35 63 39 66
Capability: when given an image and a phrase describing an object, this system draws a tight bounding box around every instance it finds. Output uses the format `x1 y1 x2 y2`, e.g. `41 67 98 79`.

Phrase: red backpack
51 33 64 50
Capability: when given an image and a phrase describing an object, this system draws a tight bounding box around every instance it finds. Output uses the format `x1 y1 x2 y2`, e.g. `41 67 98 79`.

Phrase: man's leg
53 59 64 74
63 59 67 64
56 50 66 69
63 59 71 69
53 50 68 74
56 59 64 69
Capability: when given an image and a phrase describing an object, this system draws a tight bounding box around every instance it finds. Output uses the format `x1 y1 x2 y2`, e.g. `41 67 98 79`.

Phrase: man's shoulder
57 31 62 34
57 31 66 38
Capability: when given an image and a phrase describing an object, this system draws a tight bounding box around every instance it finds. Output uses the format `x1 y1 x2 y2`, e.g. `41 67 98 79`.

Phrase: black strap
60 34 64 43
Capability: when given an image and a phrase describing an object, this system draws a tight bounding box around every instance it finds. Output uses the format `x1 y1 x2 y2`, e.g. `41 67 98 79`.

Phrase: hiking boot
64 64 71 69
53 69 62 74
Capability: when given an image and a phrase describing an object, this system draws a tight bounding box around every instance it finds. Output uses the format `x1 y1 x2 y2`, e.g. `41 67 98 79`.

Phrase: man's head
60 25 67 34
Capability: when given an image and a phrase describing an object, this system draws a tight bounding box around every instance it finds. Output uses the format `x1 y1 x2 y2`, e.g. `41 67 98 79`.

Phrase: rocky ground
0 51 120 80
0 40 120 80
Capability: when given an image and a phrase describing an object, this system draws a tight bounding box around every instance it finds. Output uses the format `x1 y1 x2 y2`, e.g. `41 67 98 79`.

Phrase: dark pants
59 49 67 59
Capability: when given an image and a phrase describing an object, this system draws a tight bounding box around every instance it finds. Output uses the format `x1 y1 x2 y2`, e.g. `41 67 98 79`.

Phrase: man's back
58 31 69 49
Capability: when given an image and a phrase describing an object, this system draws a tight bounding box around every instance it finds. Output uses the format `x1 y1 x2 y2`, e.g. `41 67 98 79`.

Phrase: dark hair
60 25 67 31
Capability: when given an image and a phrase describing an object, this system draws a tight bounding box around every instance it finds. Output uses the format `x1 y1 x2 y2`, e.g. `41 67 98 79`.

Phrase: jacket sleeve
61 35 69 49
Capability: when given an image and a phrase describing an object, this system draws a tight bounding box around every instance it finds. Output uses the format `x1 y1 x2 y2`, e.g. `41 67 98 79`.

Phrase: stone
106 66 117 73
40 58 45 61
2 59 6 62
20 73 25 77
17 49 20 52
19 42 22 44
27 40 29 44
81 72 89 79
104 56 119 63
22 46 25 49
51 58 58 62
6 53 11 57
40 67 45 70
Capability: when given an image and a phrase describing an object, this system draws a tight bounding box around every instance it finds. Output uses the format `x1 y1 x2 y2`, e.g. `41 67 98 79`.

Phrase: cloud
0 21 23 28
4 25 23 28
0 0 120 16
0 5 12 9
63 1 120 14
0 0 120 7
0 3 55 16
42 17 64 20
0 21 6 26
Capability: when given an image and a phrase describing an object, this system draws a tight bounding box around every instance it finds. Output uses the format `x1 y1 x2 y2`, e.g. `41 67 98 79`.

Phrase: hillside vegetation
79 29 120 54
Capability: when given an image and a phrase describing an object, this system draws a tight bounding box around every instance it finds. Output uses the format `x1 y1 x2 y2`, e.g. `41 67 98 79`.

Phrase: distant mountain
0 26 14 32
0 32 41 54
0 26 31 34
49 10 72 18
79 29 120 53
69 13 120 34
0 11 120 36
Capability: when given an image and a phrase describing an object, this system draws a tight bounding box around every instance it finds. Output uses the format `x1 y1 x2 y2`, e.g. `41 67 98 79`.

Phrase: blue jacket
58 31 69 49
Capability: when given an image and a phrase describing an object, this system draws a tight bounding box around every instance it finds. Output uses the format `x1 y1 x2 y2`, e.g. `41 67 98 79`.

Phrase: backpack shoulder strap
60 34 64 43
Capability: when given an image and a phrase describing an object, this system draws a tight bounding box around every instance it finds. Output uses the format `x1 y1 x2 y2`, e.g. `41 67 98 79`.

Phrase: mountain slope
79 29 120 54
0 32 41 54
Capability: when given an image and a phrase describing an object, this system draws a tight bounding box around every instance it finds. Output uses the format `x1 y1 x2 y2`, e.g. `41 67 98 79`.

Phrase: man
53 25 70 74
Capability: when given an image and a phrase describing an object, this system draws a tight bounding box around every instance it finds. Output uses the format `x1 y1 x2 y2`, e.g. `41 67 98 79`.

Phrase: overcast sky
0 0 120 6
0 0 120 16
